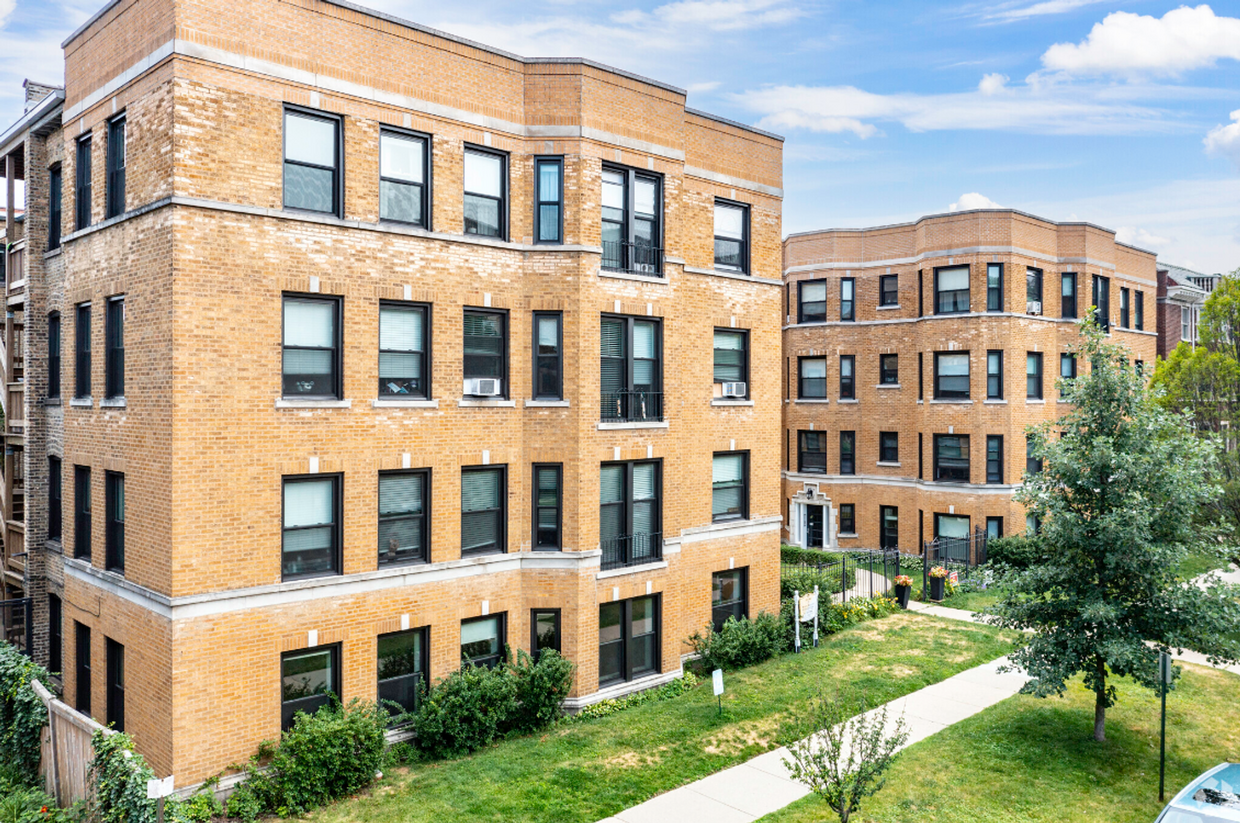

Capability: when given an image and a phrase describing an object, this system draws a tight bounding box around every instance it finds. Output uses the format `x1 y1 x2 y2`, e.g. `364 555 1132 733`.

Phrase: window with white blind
934 352 970 399
600 316 661 422
798 357 826 399
463 309 507 397
461 467 505 556
798 280 826 323
713 200 748 273
712 452 748 522
378 470 428 566
713 329 747 394
282 476 340 579
600 461 661 569
935 266 970 314
379 130 429 227
379 303 428 398
283 296 340 399
463 147 506 238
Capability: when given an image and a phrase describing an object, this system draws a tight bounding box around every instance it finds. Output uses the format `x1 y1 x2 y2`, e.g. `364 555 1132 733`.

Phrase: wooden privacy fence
31 678 114 808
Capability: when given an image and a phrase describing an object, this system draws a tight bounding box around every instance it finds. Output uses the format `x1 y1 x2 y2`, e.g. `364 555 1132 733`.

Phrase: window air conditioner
721 381 748 398
1026 301 1042 316
464 378 502 397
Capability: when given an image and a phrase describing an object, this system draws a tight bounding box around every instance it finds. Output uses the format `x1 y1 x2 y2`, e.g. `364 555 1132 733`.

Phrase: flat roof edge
685 108 784 142
0 90 65 156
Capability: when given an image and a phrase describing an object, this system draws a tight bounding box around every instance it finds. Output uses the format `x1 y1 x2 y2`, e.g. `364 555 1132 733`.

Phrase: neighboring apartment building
1156 263 1221 358
0 0 784 785
781 211 1157 551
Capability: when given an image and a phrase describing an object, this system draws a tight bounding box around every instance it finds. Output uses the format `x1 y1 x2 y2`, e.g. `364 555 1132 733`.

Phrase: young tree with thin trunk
989 319 1240 742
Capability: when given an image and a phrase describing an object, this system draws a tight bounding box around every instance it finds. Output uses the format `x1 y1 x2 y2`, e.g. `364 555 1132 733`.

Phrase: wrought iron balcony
602 240 663 277
600 390 663 424
601 531 662 571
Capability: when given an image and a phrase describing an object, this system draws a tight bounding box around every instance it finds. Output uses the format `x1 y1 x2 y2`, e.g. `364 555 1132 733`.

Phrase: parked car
1156 763 1240 822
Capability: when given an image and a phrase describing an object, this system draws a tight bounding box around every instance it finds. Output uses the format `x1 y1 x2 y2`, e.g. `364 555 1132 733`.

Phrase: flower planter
929 577 946 602
894 583 911 609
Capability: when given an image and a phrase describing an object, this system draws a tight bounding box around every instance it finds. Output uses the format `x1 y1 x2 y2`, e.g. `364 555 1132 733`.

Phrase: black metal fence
0 597 32 656
922 527 990 595
602 532 663 571
782 548 923 604
600 390 663 423
602 240 663 276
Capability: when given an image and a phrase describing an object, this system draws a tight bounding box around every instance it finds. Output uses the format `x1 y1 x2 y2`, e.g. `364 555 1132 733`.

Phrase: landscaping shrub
90 731 157 823
986 535 1043 569
783 595 898 649
166 781 223 823
410 663 519 760
571 673 699 721
0 768 76 823
687 613 786 671
0 642 54 787
507 649 575 733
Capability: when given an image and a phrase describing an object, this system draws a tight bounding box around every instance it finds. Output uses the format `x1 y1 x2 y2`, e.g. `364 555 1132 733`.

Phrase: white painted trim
784 311 1107 331
596 421 669 430
596 561 669 580
69 397 93 408
783 471 1021 495
793 399 830 405
99 397 127 408
875 384 902 390
710 399 754 407
875 304 902 311
782 244 1145 276
458 399 517 408
524 399 570 408
682 165 782 198
598 270 670 285
371 398 440 408
681 266 782 287
275 399 353 409
665 515 782 547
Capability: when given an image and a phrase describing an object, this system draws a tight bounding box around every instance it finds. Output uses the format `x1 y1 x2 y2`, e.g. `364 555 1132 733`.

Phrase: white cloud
1041 5 1240 77
0 0 15 28
1115 226 1171 248
978 73 1008 95
638 0 805 31
1204 109 1240 169
949 192 1004 212
982 0 1109 23
686 81 722 94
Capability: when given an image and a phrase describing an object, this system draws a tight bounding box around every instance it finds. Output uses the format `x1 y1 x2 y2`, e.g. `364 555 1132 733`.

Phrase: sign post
712 669 724 717
147 775 175 823
1159 651 1172 802
793 590 801 653
812 585 820 648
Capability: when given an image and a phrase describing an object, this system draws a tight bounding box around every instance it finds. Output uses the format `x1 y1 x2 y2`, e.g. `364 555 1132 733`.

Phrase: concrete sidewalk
596 654 1028 823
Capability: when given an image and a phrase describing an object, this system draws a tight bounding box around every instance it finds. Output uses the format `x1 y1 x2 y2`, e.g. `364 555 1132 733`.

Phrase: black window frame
462 144 508 239
986 435 1003 484
377 626 428 719
534 156 564 244
104 471 124 575
797 430 827 474
281 644 340 731
713 198 750 274
798 280 827 323
105 637 124 732
711 568 748 631
48 312 61 399
601 163 663 275
1060 353 1077 390
1120 287 1130 329
75 136 92 231
48 594 62 675
105 114 126 219
1026 267 1043 313
711 450 749 523
1061 273 1077 319
839 354 854 399
378 301 431 399
105 296 124 400
531 609 562 662
600 314 662 420
461 613 507 669
840 278 856 321
1135 290 1145 330
986 516 1004 539
532 463 562 551
1026 352 1043 400
533 311 563 401
934 513 971 541
461 465 507 557
934 434 971 483
378 469 430 567
986 263 1003 312
49 164 62 250
75 622 90 714
1026 436 1042 475
880 505 899 550
986 350 1003 400
378 127 432 229
839 503 855 535
281 473 343 580
74 466 91 560
598 594 661 686
879 431 899 464
282 106 343 217
713 328 749 396
879 353 898 385
463 307 510 399
48 456 62 541
879 274 898 307
282 293 343 400
933 351 971 400
934 265 970 315
74 303 91 399
599 459 663 570
1093 275 1111 331
840 431 856 475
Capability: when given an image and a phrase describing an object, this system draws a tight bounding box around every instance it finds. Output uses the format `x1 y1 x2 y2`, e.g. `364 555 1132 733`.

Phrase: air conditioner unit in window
721 382 748 398
464 378 502 397
1026 301 1042 316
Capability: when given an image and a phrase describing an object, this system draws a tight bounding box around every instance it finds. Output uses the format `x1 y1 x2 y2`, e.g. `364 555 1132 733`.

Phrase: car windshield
1165 765 1240 823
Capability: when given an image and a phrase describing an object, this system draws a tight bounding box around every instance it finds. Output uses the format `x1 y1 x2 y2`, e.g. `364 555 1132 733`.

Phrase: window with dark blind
48 312 60 399
986 350 1003 400
281 645 339 730
714 200 748 273
534 312 562 400
105 297 124 399
463 309 508 398
986 435 1003 484
75 303 91 399
461 614 506 669
461 467 505 556
1062 273 1077 319
1027 352 1043 399
106 116 126 219
599 595 660 685
49 165 62 250
75 137 92 230
880 353 898 385
282 475 340 579
535 157 563 243
75 622 90 713
600 316 661 421
378 470 428 566
711 568 748 631
105 472 124 574
105 637 124 732
934 434 970 482
839 355 855 398
378 627 427 718
934 352 970 399
935 266 969 314
712 452 748 522
986 263 1003 312
533 464 561 550
74 466 91 560
380 130 429 227
600 461 661 569
49 457 62 541
798 430 827 473
379 303 429 398
840 431 855 475
283 296 341 399
283 109 341 215
798 281 826 323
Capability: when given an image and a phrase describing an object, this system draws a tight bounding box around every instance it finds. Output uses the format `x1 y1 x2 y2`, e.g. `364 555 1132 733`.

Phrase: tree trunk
839 807 850 823
1093 657 1107 742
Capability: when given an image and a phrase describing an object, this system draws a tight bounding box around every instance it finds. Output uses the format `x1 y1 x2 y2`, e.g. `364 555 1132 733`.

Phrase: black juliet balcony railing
601 532 663 571
602 240 663 277
600 390 663 424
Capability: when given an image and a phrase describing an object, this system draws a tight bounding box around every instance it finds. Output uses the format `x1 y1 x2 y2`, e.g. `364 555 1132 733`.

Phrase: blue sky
2 0 1238 271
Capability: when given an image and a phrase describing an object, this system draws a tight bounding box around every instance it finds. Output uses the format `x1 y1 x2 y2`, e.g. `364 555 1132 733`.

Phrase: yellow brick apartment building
0 0 784 785
781 212 1157 552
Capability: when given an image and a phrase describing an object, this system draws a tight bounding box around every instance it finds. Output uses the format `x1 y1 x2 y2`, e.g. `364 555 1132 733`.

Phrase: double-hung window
48 313 61 399
48 457 62 541
281 645 339 730
1026 353 1043 400
879 432 899 464
798 281 826 323
987 517 1004 539
461 466 506 556
49 165 62 250
880 506 899 550
840 355 855 398
75 136 92 230
711 452 748 522
1062 273 1077 319
986 350 1003 400
74 466 91 560
1027 267 1043 314
379 303 429 398
840 278 855 321
935 266 969 314
75 623 91 713
533 464 561 550
461 614 506 669
378 470 429 566
283 109 341 216
840 504 856 535
378 627 427 717
934 352 970 400
599 461 661 570
601 165 662 274
599 595 660 685
464 147 507 238
714 200 748 273
711 568 748 631
105 297 124 399
879 274 898 307
1060 353 1077 393
75 303 91 399
283 296 341 399
600 316 661 421
1135 291 1145 330
1026 436 1042 475
880 354 898 385
463 309 508 398
282 475 340 579
380 130 429 227
797 357 826 399
840 431 856 475
986 264 1003 312
105 638 124 732
798 431 826 473
934 434 970 482
534 312 563 400
535 157 563 243
1093 275 1111 331
1120 288 1130 329
106 115 125 219
713 329 747 396
986 435 1003 484
531 610 561 662
104 472 124 574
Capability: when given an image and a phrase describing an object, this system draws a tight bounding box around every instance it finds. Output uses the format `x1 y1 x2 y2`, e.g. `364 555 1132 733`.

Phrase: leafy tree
988 319 1240 742
1199 269 1240 363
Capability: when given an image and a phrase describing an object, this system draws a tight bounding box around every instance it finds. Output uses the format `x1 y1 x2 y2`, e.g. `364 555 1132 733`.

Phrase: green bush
0 642 54 787
987 535 1043 569
225 699 387 819
781 565 857 599
90 731 156 823
782 595 898 649
410 663 519 760
687 613 786 672
507 649 575 734
0 770 76 823
166 781 222 823
571 673 699 721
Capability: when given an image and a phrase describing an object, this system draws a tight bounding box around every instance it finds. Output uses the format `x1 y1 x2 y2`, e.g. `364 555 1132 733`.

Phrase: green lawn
1178 547 1235 580
310 614 1016 823
761 664 1240 823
